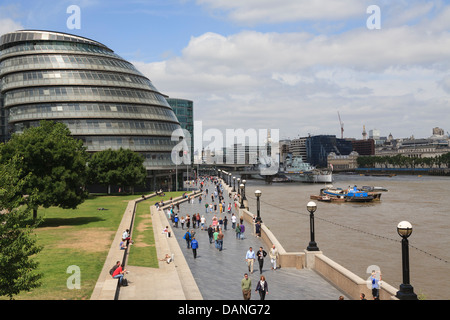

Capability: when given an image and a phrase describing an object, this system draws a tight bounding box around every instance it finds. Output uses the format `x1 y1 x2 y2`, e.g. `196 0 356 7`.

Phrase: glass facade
306 135 353 168
0 30 182 169
166 98 194 163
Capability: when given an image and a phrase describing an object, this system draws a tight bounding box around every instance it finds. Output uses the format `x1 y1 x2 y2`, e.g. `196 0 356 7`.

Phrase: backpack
109 265 118 276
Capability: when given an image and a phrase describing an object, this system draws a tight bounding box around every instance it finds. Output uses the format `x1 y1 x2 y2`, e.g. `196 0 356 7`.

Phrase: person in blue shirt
246 247 256 274
370 270 381 299
191 237 199 259
183 230 191 249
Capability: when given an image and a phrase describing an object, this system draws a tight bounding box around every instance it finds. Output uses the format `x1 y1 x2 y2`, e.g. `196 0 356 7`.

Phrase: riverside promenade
117 179 350 300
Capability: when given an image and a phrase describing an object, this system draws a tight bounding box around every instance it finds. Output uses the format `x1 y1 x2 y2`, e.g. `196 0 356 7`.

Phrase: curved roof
0 30 111 51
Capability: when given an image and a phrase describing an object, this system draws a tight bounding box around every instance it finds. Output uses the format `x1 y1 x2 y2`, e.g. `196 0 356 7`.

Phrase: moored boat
310 185 382 203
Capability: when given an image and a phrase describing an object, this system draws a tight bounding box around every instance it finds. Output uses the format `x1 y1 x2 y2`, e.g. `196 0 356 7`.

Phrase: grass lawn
7 191 183 300
127 192 184 267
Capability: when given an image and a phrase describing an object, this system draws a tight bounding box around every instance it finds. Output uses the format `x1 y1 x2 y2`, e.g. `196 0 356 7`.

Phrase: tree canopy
87 148 147 194
0 120 89 219
0 156 43 299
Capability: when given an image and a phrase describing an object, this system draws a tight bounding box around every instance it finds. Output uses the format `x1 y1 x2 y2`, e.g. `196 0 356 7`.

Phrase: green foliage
357 152 450 169
0 157 43 299
88 148 147 193
0 120 89 218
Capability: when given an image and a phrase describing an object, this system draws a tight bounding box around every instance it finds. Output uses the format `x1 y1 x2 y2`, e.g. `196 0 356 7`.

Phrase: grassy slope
7 192 183 300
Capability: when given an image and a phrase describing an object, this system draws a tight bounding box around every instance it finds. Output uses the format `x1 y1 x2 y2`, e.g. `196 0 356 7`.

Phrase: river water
238 174 450 300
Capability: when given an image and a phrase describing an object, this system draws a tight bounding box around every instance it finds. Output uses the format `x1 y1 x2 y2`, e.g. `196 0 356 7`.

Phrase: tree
0 120 89 219
88 148 147 194
0 156 43 299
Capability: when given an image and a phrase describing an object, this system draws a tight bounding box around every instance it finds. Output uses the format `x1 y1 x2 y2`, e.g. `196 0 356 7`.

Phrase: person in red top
112 264 127 286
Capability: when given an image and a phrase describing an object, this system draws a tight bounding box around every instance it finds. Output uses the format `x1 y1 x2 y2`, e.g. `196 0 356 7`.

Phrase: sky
1 0 450 142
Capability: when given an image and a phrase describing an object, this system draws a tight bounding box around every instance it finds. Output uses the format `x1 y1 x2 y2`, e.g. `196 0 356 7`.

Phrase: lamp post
239 184 245 208
255 190 262 223
396 221 418 300
232 176 236 192
237 178 241 195
306 201 319 251
242 179 247 201
228 173 232 186
218 169 221 180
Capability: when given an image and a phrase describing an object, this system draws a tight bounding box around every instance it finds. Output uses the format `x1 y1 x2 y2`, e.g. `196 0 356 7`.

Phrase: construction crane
337 111 344 139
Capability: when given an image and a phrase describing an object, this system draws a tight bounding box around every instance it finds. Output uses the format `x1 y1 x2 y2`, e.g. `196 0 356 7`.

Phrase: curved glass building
0 30 181 175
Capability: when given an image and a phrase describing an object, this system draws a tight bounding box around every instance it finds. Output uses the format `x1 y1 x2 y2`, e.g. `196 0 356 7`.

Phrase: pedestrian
240 223 245 240
231 213 237 230
183 229 191 249
180 216 185 229
269 244 278 270
191 237 199 259
201 215 206 230
174 214 179 228
235 223 241 239
196 213 201 228
246 247 256 274
257 246 267 274
360 293 366 300
217 229 224 251
241 273 252 300
207 225 214 243
213 228 219 249
370 270 381 300
255 221 261 237
255 275 268 300
186 214 190 229
205 203 209 213
223 215 228 230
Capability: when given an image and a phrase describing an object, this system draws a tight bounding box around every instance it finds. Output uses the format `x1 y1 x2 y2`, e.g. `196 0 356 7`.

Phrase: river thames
239 174 450 300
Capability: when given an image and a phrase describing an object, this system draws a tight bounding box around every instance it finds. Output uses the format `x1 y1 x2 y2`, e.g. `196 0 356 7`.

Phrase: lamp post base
307 241 319 251
396 284 418 300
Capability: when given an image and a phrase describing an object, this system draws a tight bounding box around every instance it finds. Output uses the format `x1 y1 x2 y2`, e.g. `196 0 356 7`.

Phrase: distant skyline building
0 30 183 189
306 135 353 168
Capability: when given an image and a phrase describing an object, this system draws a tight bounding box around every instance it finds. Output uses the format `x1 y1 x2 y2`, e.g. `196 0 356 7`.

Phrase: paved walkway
167 181 348 300
119 179 349 300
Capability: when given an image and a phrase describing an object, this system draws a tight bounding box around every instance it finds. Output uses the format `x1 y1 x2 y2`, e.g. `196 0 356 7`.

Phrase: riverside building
0 30 183 189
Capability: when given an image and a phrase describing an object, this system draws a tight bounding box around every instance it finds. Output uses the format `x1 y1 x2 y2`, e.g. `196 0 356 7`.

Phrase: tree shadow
38 216 106 228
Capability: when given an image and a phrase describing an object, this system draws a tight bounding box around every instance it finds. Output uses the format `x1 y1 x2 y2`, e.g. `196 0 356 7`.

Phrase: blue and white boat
321 186 381 202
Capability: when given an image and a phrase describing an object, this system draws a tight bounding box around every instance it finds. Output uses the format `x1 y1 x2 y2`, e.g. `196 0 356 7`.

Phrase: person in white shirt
269 244 278 270
231 214 237 229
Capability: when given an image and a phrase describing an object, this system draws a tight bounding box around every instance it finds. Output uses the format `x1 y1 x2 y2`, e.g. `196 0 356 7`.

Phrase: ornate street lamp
239 183 245 208
242 179 247 201
232 176 236 192
228 173 232 186
396 221 418 300
237 178 241 195
306 201 319 251
255 190 262 223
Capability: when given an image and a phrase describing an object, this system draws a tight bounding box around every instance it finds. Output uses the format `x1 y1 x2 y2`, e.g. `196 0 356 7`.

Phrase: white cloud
196 0 371 24
131 2 450 139
0 18 23 37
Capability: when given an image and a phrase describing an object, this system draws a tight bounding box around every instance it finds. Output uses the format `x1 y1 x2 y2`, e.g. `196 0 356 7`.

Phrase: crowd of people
161 175 280 300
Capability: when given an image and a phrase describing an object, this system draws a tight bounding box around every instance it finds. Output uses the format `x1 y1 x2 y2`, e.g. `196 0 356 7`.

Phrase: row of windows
4 86 170 107
9 103 178 122
76 136 177 151
0 41 115 59
2 69 156 90
0 54 140 76
14 119 180 135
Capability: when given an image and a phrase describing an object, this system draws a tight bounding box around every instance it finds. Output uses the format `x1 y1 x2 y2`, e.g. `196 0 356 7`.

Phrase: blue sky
1 0 450 141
